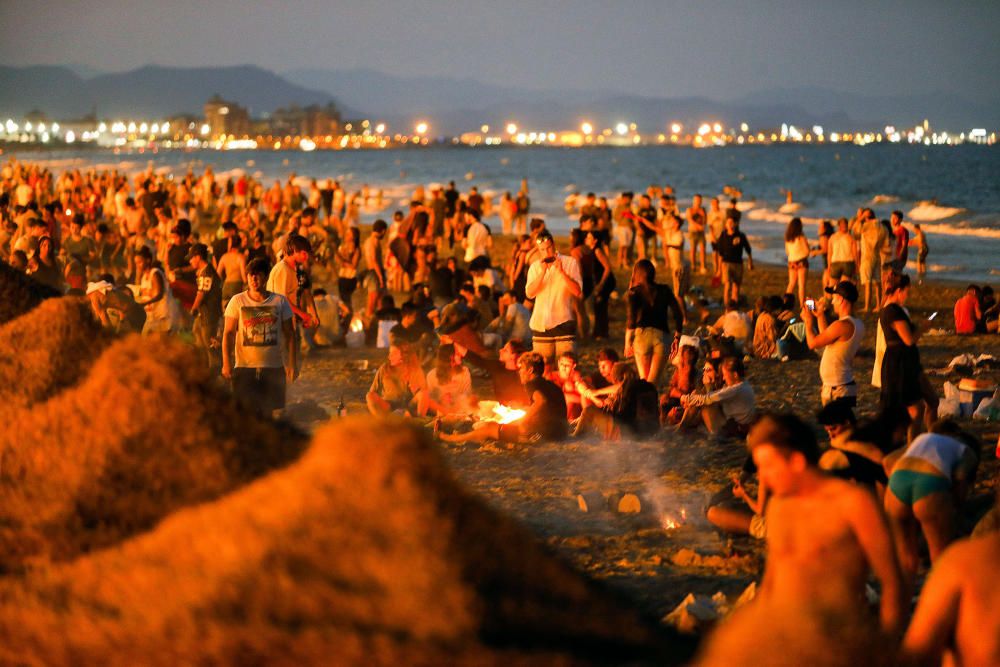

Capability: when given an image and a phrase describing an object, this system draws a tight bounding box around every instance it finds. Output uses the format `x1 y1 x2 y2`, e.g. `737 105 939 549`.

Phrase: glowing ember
349 317 364 333
660 509 687 531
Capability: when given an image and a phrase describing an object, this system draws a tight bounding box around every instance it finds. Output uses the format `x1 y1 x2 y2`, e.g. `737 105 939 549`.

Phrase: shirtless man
748 412 906 637
686 193 708 273
119 196 148 238
363 219 388 318
901 498 1000 667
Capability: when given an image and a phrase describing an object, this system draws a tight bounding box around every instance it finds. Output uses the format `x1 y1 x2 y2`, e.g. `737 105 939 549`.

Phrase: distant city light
740 122 749 132
615 123 628 135
415 121 428 134
200 123 210 135
581 122 593 135
671 123 682 134
375 123 386 134
506 122 517 134
299 138 316 151
712 123 722 133
480 124 489 133
65 130 75 143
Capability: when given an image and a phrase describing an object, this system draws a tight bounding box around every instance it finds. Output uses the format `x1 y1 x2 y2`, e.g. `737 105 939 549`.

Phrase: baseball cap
824 280 858 303
186 243 209 262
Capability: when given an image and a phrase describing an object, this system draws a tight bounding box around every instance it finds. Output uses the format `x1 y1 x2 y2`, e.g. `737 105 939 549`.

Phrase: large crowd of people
1 156 997 665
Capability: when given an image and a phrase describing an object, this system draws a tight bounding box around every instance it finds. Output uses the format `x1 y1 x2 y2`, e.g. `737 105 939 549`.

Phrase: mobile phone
928 311 938 321
805 298 816 311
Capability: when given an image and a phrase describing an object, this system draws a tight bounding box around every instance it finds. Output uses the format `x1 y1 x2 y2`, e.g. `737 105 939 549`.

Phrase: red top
954 293 981 334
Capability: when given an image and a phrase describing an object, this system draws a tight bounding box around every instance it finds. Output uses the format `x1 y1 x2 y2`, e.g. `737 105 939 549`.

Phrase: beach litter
662 583 756 634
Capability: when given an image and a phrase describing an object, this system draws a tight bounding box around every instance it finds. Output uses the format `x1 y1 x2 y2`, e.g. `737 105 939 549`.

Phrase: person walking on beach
187 243 223 372
222 257 296 417
661 213 689 303
801 281 863 407
634 194 659 264
625 259 684 386
784 217 810 308
524 231 583 367
716 214 753 306
686 193 708 274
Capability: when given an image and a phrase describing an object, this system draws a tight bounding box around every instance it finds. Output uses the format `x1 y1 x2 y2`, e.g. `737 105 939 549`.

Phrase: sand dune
0 297 107 407
0 417 684 664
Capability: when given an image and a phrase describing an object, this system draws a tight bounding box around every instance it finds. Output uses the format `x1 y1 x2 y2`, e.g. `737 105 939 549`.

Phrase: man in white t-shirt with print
222 257 296 416
524 231 583 366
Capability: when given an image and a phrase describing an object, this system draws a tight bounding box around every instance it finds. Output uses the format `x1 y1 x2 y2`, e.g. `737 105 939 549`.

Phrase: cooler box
958 379 995 417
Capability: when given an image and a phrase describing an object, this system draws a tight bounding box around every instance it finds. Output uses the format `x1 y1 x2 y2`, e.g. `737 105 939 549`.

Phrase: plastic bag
972 389 1000 421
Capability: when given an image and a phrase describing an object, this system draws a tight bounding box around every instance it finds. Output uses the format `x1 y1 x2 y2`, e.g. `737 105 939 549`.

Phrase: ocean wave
869 194 900 205
908 202 964 221
917 221 1000 239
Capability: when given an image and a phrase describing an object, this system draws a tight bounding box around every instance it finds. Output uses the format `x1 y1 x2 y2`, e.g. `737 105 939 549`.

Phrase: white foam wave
869 194 900 205
916 221 1000 239
778 202 802 213
908 202 964 222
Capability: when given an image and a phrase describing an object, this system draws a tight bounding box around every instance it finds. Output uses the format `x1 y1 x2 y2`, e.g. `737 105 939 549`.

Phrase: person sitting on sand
678 356 755 436
953 284 983 335
751 296 780 360
366 341 426 416
573 362 659 440
660 342 700 425
578 347 620 408
420 343 475 417
745 412 906 636
901 489 1000 667
436 351 567 444
883 422 980 578
547 351 585 420
710 300 752 352
462 338 530 407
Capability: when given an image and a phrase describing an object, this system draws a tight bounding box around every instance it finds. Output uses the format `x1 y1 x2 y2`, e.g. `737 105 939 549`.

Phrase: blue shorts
888 470 951 505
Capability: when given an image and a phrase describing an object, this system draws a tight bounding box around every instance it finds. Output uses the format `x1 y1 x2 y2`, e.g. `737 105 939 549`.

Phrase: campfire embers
576 490 689 531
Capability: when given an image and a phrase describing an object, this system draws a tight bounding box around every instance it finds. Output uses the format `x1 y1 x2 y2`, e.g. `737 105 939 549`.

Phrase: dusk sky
2 0 998 102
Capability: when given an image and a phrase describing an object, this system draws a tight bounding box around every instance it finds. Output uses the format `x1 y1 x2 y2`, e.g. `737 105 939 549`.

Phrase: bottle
337 396 347 418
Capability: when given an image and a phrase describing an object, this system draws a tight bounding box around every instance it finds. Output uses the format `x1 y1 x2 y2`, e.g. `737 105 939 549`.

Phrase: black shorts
232 367 286 413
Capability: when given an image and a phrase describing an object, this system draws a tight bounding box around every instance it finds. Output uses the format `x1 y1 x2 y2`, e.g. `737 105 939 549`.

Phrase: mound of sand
0 334 306 571
0 297 107 407
0 262 61 324
0 417 686 665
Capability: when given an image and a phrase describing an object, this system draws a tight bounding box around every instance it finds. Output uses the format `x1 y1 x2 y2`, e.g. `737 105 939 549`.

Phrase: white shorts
615 226 634 248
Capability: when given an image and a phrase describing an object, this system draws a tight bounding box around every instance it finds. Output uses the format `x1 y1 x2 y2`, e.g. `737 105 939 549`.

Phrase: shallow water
15 144 1000 280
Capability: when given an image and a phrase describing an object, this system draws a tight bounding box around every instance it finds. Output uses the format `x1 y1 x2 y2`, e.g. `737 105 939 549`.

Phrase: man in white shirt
801 280 864 407
222 257 296 416
524 231 583 366
463 211 491 263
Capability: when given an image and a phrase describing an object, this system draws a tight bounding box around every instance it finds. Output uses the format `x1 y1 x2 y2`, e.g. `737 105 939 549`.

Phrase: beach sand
287 232 1000 619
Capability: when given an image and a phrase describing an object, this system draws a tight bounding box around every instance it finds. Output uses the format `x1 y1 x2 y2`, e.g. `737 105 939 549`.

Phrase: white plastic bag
972 390 1000 421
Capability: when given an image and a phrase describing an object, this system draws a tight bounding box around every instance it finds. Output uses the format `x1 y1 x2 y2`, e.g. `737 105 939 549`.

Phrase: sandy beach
286 231 1000 619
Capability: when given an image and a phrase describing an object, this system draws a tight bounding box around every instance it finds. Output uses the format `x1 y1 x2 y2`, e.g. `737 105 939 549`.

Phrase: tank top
820 315 863 387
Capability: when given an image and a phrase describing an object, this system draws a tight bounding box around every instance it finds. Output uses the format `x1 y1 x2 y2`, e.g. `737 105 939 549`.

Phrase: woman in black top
879 272 926 434
586 230 616 339
625 259 685 385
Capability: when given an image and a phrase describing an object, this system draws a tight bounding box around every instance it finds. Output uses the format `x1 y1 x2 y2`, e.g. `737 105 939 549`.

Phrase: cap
824 280 859 303
186 242 209 262
86 280 113 296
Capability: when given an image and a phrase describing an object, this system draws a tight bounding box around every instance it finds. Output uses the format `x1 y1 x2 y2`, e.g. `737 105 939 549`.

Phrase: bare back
217 251 245 284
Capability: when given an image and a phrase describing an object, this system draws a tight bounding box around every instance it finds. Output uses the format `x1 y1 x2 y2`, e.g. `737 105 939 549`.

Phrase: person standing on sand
625 259 685 385
858 208 888 312
707 196 726 279
612 191 636 269
801 281 864 408
783 217 810 308
363 219 388 318
744 413 906 637
686 193 708 274
634 194 659 264
524 231 583 367
716 214 753 306
909 223 929 283
827 217 859 284
889 210 910 272
222 258 296 417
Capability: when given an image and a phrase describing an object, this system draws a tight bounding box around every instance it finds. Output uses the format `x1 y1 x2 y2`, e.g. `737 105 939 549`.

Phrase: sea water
14 144 1000 281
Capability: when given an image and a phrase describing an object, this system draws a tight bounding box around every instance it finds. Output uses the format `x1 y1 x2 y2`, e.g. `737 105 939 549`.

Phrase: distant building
269 103 340 138
204 94 250 139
